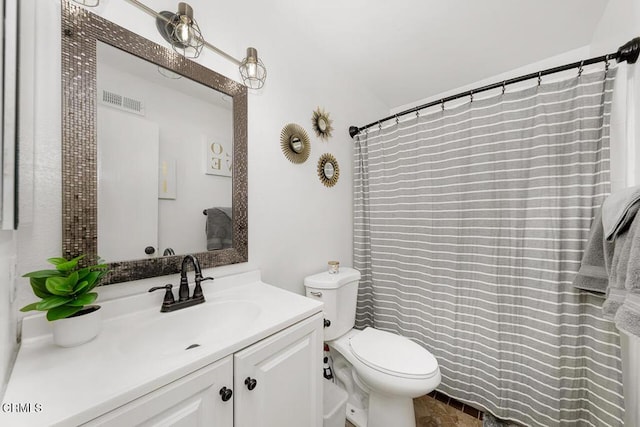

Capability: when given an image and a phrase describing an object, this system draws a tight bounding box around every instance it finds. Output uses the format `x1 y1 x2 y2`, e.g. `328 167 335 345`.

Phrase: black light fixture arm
349 36 640 139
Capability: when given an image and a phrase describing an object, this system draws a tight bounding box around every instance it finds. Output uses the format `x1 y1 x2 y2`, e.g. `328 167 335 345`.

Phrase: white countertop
1 270 323 427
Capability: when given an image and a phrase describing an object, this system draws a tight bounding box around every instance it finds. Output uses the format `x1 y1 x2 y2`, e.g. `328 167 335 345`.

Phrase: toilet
305 267 441 427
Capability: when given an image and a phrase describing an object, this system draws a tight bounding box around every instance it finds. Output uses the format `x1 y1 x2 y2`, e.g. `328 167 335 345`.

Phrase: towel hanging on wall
574 185 640 339
204 207 232 250
572 210 612 294
601 187 640 338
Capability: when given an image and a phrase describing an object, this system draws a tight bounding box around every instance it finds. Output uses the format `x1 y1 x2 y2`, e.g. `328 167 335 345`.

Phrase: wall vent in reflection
99 89 145 116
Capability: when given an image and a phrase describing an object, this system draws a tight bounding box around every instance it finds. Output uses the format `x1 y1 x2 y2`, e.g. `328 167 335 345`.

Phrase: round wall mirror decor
311 107 333 140
280 123 310 163
317 153 339 187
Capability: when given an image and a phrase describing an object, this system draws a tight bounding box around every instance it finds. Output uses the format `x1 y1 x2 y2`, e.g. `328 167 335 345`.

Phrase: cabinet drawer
83 355 233 427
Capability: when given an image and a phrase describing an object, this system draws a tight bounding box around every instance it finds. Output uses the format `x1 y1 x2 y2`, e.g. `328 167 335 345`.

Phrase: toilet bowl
329 328 441 427
305 267 441 427
332 328 440 397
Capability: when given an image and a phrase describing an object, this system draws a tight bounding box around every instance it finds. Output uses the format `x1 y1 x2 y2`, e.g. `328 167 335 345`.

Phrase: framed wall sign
204 138 232 177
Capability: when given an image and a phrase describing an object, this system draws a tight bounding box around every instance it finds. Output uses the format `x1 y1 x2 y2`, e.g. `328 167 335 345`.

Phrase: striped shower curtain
353 70 623 426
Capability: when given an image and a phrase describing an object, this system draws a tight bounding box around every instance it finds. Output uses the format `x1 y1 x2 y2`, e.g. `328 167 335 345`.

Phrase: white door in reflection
98 106 159 262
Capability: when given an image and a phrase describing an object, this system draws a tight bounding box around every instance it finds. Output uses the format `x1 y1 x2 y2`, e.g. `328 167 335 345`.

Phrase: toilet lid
349 328 438 379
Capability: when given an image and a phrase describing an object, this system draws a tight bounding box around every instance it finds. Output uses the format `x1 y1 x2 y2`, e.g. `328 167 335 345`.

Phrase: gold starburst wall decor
317 153 339 187
280 123 310 164
311 107 334 140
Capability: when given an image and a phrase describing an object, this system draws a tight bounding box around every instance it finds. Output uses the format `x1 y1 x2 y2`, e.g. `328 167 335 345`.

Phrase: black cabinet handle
145 246 155 255
219 387 233 402
324 318 331 328
244 377 257 391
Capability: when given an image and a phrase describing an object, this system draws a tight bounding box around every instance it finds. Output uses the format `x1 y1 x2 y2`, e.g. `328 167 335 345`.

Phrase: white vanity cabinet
83 312 323 427
3 274 325 427
234 311 323 427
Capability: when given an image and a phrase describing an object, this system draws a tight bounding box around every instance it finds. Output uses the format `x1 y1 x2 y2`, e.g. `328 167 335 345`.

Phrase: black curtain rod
349 37 640 139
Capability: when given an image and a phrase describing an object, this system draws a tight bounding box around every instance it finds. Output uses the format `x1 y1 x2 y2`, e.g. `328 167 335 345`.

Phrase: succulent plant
20 255 109 321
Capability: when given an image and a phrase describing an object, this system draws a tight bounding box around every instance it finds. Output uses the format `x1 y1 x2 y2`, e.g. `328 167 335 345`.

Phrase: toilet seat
349 327 439 380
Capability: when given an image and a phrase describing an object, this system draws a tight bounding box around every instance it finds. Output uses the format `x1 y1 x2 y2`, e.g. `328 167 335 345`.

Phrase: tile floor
345 391 483 427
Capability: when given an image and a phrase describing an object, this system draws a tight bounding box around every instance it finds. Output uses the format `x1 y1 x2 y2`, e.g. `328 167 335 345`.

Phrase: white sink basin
117 299 261 356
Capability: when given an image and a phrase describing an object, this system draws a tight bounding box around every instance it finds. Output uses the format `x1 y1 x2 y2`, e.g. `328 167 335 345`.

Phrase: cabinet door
234 313 323 427
83 355 233 427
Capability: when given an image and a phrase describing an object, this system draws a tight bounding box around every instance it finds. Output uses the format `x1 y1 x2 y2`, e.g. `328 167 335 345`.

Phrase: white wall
590 0 640 188
14 0 387 319
590 0 640 57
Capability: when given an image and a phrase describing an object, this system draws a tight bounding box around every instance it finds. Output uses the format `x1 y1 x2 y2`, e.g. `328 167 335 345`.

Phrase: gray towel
615 291 640 337
572 210 613 294
575 192 640 337
598 204 640 338
205 207 232 250
613 212 640 337
602 185 640 241
602 227 631 318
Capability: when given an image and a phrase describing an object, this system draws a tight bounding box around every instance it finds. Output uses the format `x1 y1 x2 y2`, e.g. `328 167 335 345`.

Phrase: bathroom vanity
2 271 324 426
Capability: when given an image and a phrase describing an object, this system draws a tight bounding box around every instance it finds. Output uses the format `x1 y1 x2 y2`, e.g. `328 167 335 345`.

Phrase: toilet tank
304 267 361 341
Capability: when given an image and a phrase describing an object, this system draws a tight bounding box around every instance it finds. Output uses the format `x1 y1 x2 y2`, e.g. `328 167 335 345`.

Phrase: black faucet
162 247 175 256
179 254 213 301
148 254 214 312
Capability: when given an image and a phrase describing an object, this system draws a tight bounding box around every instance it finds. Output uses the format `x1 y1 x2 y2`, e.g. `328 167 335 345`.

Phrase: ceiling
123 0 611 110
266 0 611 109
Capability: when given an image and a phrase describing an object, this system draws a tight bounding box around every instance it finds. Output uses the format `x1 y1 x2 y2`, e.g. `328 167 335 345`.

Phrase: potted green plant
20 254 109 347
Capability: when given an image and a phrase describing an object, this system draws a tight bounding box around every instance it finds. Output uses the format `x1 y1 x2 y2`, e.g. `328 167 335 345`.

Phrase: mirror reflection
323 162 335 179
97 42 233 263
290 136 303 153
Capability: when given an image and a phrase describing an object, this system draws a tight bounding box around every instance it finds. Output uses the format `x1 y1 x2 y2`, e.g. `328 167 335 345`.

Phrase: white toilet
305 267 441 427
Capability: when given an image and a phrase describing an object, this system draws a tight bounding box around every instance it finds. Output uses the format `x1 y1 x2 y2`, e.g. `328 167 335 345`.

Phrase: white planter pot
52 305 102 347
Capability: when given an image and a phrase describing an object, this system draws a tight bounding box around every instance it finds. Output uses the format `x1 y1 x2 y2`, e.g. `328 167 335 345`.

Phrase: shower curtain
353 69 623 426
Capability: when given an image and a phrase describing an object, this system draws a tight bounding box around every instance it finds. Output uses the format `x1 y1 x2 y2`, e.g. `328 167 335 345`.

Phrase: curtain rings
441 99 445 111
502 81 506 95
537 71 542 86
378 121 382 131
416 110 420 118
578 60 584 77
469 90 474 103
605 54 610 77
395 114 399 125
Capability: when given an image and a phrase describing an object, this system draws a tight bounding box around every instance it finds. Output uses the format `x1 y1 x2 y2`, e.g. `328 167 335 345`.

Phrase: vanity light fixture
71 0 99 6
157 66 182 80
124 0 268 89
239 47 267 90
156 2 204 59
